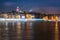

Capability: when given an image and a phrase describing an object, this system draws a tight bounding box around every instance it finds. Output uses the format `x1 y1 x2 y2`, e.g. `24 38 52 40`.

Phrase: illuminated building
16 6 20 12
29 9 33 12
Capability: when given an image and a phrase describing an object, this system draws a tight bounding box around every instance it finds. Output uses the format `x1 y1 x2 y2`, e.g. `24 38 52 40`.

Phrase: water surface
0 21 59 40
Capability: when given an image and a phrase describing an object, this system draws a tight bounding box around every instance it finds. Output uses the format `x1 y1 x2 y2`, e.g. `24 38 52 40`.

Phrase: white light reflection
0 18 60 22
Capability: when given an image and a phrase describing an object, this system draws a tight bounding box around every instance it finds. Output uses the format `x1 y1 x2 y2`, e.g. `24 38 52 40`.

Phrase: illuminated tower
16 6 20 12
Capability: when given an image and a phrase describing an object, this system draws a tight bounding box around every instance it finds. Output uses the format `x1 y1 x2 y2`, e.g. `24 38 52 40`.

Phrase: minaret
16 6 20 12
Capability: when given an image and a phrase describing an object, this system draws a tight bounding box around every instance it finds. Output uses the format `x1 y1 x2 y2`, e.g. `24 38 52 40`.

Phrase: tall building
16 6 20 12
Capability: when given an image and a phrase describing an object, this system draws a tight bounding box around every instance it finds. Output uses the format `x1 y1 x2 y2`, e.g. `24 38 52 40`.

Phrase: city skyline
0 0 60 14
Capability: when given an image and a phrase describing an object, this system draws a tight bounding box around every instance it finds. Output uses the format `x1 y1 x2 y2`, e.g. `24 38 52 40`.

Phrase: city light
0 18 43 22
43 16 48 21
26 14 31 19
55 16 58 21
16 6 20 12
0 18 59 22
29 9 33 12
19 11 24 13
15 15 20 19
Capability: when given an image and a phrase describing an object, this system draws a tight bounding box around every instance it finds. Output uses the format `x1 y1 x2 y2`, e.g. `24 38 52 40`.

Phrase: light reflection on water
55 21 59 40
16 22 21 40
0 21 59 40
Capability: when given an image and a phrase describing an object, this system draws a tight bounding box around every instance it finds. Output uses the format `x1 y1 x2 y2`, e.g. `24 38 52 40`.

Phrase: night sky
0 0 60 14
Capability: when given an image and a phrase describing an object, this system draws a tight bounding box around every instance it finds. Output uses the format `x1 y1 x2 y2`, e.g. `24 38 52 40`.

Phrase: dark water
0 21 59 40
